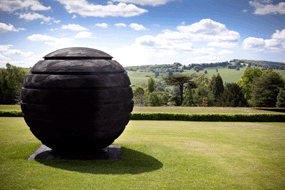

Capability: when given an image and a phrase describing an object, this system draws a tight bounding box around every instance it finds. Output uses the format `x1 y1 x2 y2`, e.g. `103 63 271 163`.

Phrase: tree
276 87 285 108
237 68 263 100
160 92 170 105
218 83 247 107
208 74 216 93
0 63 28 104
155 72 159 78
147 77 156 93
182 82 194 106
147 92 161 106
191 73 214 106
209 73 224 99
215 73 224 98
133 85 145 105
250 70 284 107
163 75 195 106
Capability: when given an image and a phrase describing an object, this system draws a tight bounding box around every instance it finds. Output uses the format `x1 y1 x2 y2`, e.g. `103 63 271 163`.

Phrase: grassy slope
1 118 285 189
127 67 285 86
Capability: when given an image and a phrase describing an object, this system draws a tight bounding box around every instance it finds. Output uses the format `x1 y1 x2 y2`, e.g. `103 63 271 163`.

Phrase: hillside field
127 67 285 86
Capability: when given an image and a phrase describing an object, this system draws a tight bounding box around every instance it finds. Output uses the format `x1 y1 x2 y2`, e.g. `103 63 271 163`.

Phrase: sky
0 0 284 68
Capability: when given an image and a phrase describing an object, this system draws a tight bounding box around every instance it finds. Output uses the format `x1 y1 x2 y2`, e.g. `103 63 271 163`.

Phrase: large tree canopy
218 83 248 107
0 63 28 104
163 75 195 106
250 70 284 107
237 68 263 100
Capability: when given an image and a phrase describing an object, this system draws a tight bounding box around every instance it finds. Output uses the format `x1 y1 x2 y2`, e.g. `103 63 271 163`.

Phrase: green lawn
1 118 284 189
132 106 285 114
0 105 21 111
1 105 284 115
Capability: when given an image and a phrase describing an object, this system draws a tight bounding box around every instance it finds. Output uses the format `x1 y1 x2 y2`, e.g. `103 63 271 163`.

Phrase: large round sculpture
21 47 133 153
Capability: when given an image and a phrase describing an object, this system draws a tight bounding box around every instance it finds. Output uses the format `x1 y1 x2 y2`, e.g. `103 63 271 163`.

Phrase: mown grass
1 105 284 115
132 106 284 114
0 105 21 111
1 118 285 189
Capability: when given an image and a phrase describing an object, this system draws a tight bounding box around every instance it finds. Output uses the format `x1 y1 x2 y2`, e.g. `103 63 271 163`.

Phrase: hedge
0 111 23 117
1 111 284 122
131 113 285 122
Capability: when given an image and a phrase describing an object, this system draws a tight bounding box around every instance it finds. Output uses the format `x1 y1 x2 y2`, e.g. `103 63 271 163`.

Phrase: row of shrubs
1 111 284 122
131 113 285 122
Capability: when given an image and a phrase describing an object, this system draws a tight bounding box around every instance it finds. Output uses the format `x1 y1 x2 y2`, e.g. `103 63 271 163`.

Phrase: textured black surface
21 47 133 153
44 47 113 59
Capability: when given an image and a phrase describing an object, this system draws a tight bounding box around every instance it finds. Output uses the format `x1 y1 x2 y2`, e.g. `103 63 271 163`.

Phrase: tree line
1 63 285 107
0 63 28 104
133 68 285 107
125 59 285 75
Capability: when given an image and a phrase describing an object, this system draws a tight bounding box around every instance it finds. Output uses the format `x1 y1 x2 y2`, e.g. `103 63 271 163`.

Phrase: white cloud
27 34 74 46
249 1 285 15
243 30 285 52
187 55 220 63
129 23 147 31
56 0 147 17
53 20 61 24
207 41 238 48
113 19 241 65
95 23 108 28
135 35 193 56
72 15 77 19
112 0 174 6
19 12 51 22
173 19 240 42
272 29 285 39
242 37 265 50
74 31 95 38
218 50 234 55
0 22 25 33
0 44 34 59
0 45 13 51
0 0 51 12
146 19 240 49
243 9 248 13
190 48 216 55
61 24 88 31
114 23 127 27
50 28 59 32
265 39 283 50
0 54 11 61
112 44 150 66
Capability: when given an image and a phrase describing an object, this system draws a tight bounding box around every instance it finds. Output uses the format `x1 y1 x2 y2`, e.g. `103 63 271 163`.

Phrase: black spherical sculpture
21 47 133 153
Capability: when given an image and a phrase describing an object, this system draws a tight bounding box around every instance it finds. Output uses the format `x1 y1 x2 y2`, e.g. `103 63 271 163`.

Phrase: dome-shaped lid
44 47 113 60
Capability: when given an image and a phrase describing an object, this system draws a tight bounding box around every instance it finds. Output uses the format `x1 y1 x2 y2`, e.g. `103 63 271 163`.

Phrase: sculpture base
28 144 121 160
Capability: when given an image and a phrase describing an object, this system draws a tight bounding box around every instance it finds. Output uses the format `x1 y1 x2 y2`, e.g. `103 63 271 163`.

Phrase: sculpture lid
44 47 113 60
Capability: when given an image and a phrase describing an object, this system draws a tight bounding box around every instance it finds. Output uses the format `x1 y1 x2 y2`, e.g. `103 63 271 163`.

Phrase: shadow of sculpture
35 147 163 175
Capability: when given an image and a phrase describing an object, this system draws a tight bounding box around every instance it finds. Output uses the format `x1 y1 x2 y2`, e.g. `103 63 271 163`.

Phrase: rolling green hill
127 67 285 86
126 59 285 86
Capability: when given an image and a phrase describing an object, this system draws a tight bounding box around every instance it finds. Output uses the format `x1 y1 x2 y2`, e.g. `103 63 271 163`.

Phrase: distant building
137 70 150 72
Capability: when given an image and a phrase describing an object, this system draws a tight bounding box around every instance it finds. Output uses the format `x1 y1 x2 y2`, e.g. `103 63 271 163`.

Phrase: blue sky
0 0 284 67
